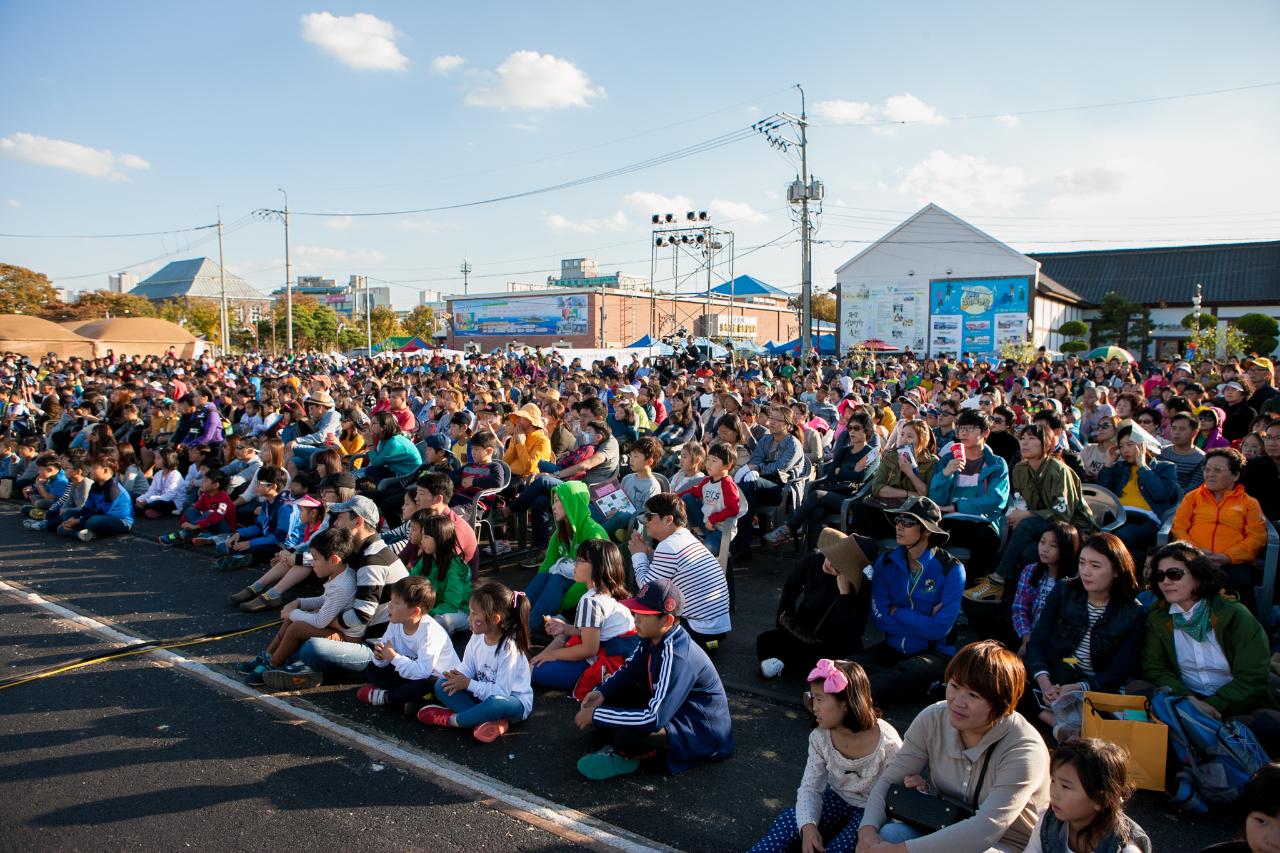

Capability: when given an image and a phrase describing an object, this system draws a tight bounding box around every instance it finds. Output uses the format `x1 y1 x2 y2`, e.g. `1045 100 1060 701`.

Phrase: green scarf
1172 600 1213 642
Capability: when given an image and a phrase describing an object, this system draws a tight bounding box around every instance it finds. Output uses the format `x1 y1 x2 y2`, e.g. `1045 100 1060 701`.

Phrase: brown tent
0 314 99 359
69 317 199 358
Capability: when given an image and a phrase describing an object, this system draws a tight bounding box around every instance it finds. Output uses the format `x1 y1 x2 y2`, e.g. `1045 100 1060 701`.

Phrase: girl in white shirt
135 448 184 516
417 581 533 743
530 539 638 692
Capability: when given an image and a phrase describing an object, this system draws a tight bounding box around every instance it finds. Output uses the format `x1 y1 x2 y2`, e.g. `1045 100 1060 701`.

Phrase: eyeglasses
894 516 921 528
1152 567 1186 583
991 417 1006 425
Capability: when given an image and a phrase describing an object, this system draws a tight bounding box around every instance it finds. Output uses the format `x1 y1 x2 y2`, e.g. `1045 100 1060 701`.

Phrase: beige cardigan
861 702 1050 853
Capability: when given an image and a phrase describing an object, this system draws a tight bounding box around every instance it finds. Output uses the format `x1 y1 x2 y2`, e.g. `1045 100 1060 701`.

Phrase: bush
1058 320 1088 338
1061 340 1089 353
1235 313 1279 355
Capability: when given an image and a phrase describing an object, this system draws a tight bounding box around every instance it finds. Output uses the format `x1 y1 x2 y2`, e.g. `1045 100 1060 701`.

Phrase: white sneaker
760 657 785 678
77 529 96 542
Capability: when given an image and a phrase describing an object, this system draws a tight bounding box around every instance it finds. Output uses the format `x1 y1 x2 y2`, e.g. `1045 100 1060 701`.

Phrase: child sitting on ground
531 539 638 694
135 448 185 517
241 527 357 686
24 458 89 531
158 467 235 545
216 466 298 570
177 445 209 511
228 493 328 612
2 438 41 498
573 577 734 780
358 576 463 714
749 659 902 853
1012 522 1079 656
678 442 744 565
416 581 533 743
0 438 20 480
668 442 707 494
406 509 472 633
21 453 68 516
1023 738 1149 853
450 430 503 506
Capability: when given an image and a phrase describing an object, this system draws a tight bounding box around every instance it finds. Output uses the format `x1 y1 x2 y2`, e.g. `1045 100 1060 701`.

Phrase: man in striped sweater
265 495 407 690
628 492 731 650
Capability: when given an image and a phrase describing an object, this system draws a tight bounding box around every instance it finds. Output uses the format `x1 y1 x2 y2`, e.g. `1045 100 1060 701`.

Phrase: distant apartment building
108 272 138 293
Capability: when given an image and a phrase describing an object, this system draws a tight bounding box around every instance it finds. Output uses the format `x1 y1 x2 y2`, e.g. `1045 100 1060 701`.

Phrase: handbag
884 735 1005 832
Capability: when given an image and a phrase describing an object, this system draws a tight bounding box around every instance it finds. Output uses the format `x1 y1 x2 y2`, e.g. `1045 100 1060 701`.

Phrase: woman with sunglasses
1129 542 1279 755
1079 416 1119 483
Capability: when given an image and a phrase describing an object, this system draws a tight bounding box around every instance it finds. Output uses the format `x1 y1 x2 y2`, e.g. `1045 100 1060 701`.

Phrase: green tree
0 263 58 314
1234 313 1279 356
811 293 837 323
1058 319 1089 353
370 305 402 344
43 290 157 321
158 297 221 341
1091 291 1152 352
402 305 437 339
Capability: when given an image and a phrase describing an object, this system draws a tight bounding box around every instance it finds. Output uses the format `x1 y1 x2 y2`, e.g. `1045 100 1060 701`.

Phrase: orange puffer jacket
1171 483 1267 563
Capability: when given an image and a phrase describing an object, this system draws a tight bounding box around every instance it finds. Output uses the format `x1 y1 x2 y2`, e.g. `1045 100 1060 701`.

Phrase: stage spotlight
651 214 661 224
682 235 692 244
699 211 709 221
655 237 664 247
664 213 675 223
695 234 705 244
686 211 696 221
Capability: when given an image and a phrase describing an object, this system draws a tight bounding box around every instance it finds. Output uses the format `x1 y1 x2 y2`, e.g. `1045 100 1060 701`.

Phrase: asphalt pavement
0 506 1239 851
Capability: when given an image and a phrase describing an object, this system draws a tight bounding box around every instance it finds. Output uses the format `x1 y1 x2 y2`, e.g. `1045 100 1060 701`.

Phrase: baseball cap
1245 357 1275 372
324 472 357 491
330 495 380 528
424 433 451 452
620 578 683 617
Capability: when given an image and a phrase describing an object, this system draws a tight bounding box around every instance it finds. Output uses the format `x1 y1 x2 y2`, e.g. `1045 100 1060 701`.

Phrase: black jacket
1026 580 1145 691
776 543 877 650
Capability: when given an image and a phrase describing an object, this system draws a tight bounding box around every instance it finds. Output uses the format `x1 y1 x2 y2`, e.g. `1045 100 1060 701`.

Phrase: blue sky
2 1 1278 308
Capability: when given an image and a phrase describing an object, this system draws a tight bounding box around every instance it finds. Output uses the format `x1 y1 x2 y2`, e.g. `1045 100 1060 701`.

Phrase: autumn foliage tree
0 263 58 315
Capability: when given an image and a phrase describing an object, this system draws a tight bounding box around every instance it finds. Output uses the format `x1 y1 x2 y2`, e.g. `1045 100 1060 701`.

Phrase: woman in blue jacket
52 455 134 542
1096 422 1181 565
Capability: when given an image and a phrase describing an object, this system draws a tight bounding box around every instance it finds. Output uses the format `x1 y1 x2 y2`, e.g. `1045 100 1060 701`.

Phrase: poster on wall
839 280 928 353
927 276 1030 357
452 294 589 338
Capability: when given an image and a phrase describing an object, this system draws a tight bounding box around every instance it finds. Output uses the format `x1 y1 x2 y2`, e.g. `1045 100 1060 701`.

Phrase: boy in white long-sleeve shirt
241 527 357 685
358 576 462 711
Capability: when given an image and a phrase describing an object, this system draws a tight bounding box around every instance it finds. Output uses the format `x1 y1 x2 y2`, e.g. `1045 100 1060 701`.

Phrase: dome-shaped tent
0 315 99 359
69 317 199 358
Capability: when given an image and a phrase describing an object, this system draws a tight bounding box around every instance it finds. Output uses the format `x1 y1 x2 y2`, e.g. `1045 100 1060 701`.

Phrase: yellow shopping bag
1081 692 1167 791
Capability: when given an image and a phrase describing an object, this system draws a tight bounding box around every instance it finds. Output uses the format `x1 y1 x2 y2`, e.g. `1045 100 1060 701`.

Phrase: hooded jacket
1171 483 1268 564
1194 406 1231 450
1010 455 1096 530
70 477 134 525
537 480 607 611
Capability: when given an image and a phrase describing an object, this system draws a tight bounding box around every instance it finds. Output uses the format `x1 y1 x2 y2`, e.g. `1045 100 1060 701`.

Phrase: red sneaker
416 705 454 728
472 720 509 743
356 685 376 705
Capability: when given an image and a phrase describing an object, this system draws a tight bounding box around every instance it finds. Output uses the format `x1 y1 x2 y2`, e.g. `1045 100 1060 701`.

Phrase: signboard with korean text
927 276 1030 357
838 280 928 353
451 294 589 338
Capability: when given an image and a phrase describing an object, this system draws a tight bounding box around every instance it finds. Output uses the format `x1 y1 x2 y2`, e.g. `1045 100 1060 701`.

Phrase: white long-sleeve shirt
372 618 461 680
138 468 185 505
457 633 533 719
795 720 902 828
289 568 357 630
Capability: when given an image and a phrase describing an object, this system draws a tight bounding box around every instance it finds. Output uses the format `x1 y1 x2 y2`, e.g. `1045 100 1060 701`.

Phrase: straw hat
508 402 545 429
305 390 336 409
816 528 873 593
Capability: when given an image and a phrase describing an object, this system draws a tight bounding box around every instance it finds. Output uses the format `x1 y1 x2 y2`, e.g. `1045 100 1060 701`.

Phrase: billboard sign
838 280 928 353
451 294 589 338
928 276 1030 357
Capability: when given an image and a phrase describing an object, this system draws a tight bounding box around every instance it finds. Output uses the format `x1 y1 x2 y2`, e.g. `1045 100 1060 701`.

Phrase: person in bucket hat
504 402 552 478
848 495 966 707
757 528 878 679
574 577 735 780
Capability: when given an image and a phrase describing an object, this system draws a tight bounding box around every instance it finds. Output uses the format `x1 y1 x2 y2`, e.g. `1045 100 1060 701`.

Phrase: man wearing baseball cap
574 577 734 780
1244 356 1278 416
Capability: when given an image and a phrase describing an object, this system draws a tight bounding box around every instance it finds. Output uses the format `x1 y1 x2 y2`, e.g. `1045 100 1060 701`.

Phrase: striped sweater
632 527 730 635
339 533 408 640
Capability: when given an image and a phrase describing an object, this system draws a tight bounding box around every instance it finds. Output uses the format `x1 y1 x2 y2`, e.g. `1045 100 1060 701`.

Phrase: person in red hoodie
677 442 742 563
159 468 236 545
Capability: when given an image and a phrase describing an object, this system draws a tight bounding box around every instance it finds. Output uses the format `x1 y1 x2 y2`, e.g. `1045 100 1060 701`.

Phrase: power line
0 223 219 239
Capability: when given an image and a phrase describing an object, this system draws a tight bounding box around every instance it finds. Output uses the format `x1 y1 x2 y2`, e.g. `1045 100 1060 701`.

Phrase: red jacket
678 474 742 527
190 490 236 531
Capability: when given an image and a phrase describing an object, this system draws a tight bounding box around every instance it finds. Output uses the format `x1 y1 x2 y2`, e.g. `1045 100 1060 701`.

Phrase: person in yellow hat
504 403 553 481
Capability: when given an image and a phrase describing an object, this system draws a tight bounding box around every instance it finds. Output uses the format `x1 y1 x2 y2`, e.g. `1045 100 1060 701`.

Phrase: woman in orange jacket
1171 447 1268 613
504 403 553 480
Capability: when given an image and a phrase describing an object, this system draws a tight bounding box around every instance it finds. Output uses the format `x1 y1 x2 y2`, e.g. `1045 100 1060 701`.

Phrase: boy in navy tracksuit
575 578 734 779
217 466 300 570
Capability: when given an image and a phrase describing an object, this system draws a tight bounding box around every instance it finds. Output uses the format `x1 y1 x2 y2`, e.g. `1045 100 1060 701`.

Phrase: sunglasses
1152 567 1186 583
894 516 921 528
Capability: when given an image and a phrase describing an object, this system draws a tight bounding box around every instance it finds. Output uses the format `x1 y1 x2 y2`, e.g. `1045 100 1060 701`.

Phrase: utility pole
216 208 229 353
365 275 373 355
460 259 471 295
280 189 293 350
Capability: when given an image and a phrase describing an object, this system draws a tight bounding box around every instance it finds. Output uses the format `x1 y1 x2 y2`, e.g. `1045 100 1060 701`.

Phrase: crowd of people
2 338 1279 852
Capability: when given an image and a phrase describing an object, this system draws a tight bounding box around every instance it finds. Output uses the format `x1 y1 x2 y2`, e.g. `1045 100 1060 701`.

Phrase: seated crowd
3 343 1279 852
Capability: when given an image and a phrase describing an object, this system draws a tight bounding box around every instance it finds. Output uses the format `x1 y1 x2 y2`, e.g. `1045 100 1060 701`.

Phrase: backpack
1150 691 1271 812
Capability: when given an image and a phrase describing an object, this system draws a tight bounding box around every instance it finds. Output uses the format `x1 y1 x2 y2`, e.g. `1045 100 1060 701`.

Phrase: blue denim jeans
291 444 324 470
525 571 574 627
54 515 132 538
531 658 588 691
877 821 924 844
682 492 723 555
297 636 374 673
437 688 525 728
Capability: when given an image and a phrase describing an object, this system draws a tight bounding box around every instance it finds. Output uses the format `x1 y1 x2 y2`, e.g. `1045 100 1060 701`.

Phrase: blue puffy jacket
70 478 134 525
870 544 966 656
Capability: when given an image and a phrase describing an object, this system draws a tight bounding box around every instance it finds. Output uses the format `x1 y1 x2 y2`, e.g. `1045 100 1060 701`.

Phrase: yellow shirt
1117 464 1150 511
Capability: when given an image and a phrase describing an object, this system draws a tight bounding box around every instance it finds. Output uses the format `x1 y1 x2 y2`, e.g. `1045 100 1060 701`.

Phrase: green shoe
576 746 641 780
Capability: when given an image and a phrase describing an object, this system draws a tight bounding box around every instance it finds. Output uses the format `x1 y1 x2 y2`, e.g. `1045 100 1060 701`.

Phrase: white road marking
0 579 672 853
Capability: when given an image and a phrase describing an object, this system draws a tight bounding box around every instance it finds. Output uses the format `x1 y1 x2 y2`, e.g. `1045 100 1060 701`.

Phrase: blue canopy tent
710 275 790 299
625 334 675 356
768 334 837 355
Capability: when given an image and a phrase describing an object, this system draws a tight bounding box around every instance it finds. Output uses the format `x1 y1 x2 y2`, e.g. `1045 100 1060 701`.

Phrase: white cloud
996 114 1019 128
397 216 446 233
324 215 353 230
623 191 694 216
5 198 19 208
299 12 408 72
464 51 604 109
431 54 467 74
897 150 1029 211
813 92 946 134
293 245 387 265
0 132 150 180
709 199 768 224
543 211 629 234
1054 166 1126 196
